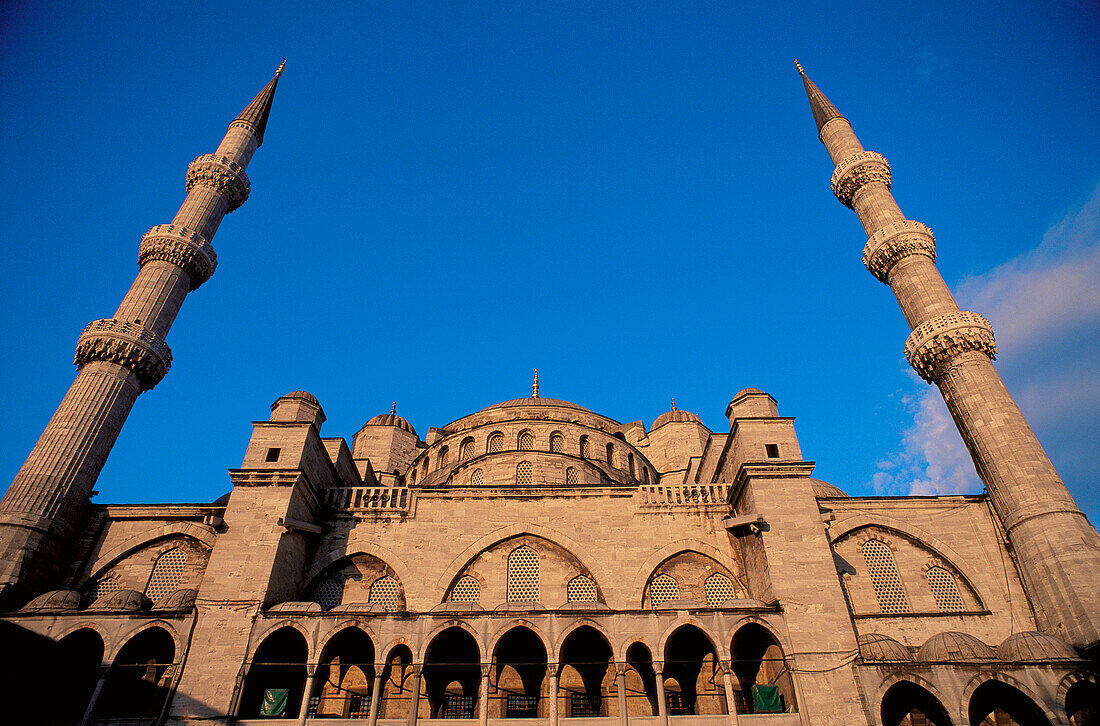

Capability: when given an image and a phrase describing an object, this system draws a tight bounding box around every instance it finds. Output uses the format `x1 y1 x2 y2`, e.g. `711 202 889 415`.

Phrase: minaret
796 62 1100 649
0 62 286 605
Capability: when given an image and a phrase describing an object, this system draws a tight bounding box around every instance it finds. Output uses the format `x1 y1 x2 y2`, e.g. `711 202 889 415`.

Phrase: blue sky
1 1 1097 521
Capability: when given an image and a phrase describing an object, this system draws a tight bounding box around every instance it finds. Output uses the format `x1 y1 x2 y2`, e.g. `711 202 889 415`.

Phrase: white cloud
872 184 1100 498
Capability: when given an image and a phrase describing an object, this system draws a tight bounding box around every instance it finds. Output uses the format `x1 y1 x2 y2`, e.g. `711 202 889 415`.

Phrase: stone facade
0 64 1096 726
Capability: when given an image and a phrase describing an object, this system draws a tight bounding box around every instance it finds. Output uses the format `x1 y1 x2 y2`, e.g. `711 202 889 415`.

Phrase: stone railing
637 484 730 507
326 486 412 512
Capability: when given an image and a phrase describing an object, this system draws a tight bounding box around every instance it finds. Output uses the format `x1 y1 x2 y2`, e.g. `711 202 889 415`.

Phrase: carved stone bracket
863 219 936 283
74 319 172 391
831 151 891 209
185 154 250 211
904 311 996 382
138 224 217 290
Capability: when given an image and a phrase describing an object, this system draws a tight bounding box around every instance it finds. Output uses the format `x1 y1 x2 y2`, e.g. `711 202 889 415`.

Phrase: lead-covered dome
22 589 83 612
997 631 1077 661
281 390 318 405
366 412 417 436
857 633 913 661
918 632 995 661
153 588 199 611
479 397 591 413
810 479 848 498
89 589 150 612
652 406 702 430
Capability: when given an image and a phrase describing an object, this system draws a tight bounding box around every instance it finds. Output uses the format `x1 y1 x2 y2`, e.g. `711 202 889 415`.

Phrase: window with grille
927 566 965 611
348 694 370 718
861 539 910 614
459 439 475 461
506 695 539 718
606 443 615 466
516 461 533 486
704 573 735 607
438 446 449 467
565 467 578 486
579 436 590 458
648 573 680 607
567 575 597 602
507 546 540 602
571 693 602 717
88 575 121 603
451 575 481 602
312 578 344 610
488 432 504 453
471 468 484 486
550 433 565 453
370 576 402 611
518 431 535 450
145 547 188 600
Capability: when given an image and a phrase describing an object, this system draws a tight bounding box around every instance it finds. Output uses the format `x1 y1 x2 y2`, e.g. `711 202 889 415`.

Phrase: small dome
997 631 1077 661
733 388 766 398
918 631 995 662
280 390 318 404
365 412 417 436
858 633 913 661
811 479 848 497
268 601 322 612
652 407 702 430
90 589 150 612
153 588 198 611
22 589 83 612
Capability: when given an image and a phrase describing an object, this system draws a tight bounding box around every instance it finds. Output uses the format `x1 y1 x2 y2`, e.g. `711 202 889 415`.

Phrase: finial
671 398 677 411
276 59 287 77
390 401 397 415
794 59 805 75
532 369 540 398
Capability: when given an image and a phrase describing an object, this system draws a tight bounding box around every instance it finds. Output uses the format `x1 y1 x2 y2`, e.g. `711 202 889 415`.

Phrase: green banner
752 684 782 713
261 688 290 716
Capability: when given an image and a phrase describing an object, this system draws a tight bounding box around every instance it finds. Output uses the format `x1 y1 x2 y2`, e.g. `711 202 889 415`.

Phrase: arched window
567 575 597 602
861 539 909 614
507 546 540 602
451 575 481 603
312 577 344 610
579 435 591 458
565 467 578 486
421 458 429 479
409 468 417 485
438 446 449 467
518 430 535 451
642 467 649 484
606 443 616 466
459 438 475 461
704 573 735 607
516 461 533 486
145 547 188 600
649 574 679 607
926 566 964 611
488 432 504 453
369 576 402 611
550 432 565 453
628 453 636 477
471 468 484 486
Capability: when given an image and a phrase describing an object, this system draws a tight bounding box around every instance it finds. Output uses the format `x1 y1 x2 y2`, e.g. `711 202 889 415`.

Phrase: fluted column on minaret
0 62 286 605
796 61 1100 650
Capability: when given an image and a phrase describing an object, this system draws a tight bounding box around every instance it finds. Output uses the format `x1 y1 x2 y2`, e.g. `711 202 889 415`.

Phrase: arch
731 621 797 714
518 429 535 451
558 624 614 718
312 627 376 719
1063 674 1098 726
516 461 533 486
631 541 745 597
30 626 106 725
579 435 591 458
438 445 450 467
95 625 176 719
490 625 549 718
658 620 725 661
567 574 598 602
370 575 404 611
250 619 314 664
880 679 953 726
239 626 310 718
424 625 482 718
316 620 378 658
555 619 616 660
648 573 681 608
862 538 910 614
145 547 188 600
660 623 725 716
459 437 476 461
606 443 616 466
417 620 484 663
624 641 659 717
308 538 415 594
378 643 415 720
488 431 505 453
85 524 215 583
926 566 965 611
110 620 183 663
565 466 578 487
486 619 553 659
967 677 1054 726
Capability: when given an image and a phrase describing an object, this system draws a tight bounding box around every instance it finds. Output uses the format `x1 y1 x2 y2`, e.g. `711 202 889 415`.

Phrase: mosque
0 62 1096 726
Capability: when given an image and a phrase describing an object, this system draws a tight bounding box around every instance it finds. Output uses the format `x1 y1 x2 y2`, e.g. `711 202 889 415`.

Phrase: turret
0 63 286 606
797 61 1100 650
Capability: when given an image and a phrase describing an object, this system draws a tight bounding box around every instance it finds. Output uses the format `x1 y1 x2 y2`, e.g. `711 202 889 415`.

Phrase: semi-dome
918 631 995 662
153 588 198 611
365 412 417 436
997 631 1077 661
810 479 849 498
857 633 912 661
89 589 150 612
21 589 83 612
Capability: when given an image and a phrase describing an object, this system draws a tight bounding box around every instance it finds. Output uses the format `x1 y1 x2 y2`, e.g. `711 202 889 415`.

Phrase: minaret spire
0 67 284 605
799 66 1100 650
532 369 540 398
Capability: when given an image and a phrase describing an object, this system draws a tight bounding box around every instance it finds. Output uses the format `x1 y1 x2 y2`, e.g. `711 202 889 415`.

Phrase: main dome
478 397 592 413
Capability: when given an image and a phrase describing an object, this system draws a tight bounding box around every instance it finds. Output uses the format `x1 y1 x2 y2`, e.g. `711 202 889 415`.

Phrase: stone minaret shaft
0 64 285 603
797 62 1100 649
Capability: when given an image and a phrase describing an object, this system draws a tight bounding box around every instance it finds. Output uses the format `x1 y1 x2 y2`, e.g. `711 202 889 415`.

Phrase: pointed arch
85 523 215 583
308 538 414 593
631 540 745 597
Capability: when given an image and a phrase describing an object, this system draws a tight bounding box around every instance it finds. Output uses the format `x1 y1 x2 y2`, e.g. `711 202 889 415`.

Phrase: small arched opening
731 623 796 713
1066 679 1098 726
239 626 309 718
424 627 480 718
95 626 175 719
558 626 614 718
36 627 105 724
968 680 1051 726
881 680 953 726
663 624 725 716
378 645 414 720
624 642 659 716
492 626 548 718
311 627 375 719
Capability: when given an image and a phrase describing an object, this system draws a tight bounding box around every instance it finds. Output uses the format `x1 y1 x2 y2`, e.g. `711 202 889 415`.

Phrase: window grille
606 443 615 466
451 575 480 602
438 446 449 467
927 566 965 611
459 439 475 461
648 573 680 607
518 431 535 451
348 694 370 718
369 576 402 611
507 545 540 602
506 694 539 718
88 575 121 603
565 467 578 486
861 539 910 614
550 433 565 453
145 547 188 600
488 432 504 453
441 695 476 718
571 693 602 717
312 578 344 610
704 573 735 607
516 461 533 486
471 468 484 486
579 436 590 458
567 575 597 602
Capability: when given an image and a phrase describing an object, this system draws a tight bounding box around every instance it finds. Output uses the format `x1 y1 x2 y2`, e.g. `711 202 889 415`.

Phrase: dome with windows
997 631 1077 661
21 589 83 612
857 632 913 661
89 588 150 612
917 631 995 662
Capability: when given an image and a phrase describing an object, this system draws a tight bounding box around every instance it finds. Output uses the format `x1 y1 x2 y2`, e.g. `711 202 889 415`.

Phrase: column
548 664 559 725
615 663 629 726
77 665 110 726
406 665 422 726
721 663 740 726
654 662 669 726
367 670 384 726
297 663 318 725
479 663 491 726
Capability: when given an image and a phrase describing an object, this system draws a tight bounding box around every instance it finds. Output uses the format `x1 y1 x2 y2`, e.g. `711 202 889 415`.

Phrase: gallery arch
624 641 659 716
968 680 1051 726
662 624 725 716
239 626 309 718
94 626 176 719
880 680 953 726
423 626 480 718
558 625 615 718
491 626 548 718
731 623 796 714
310 627 375 719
